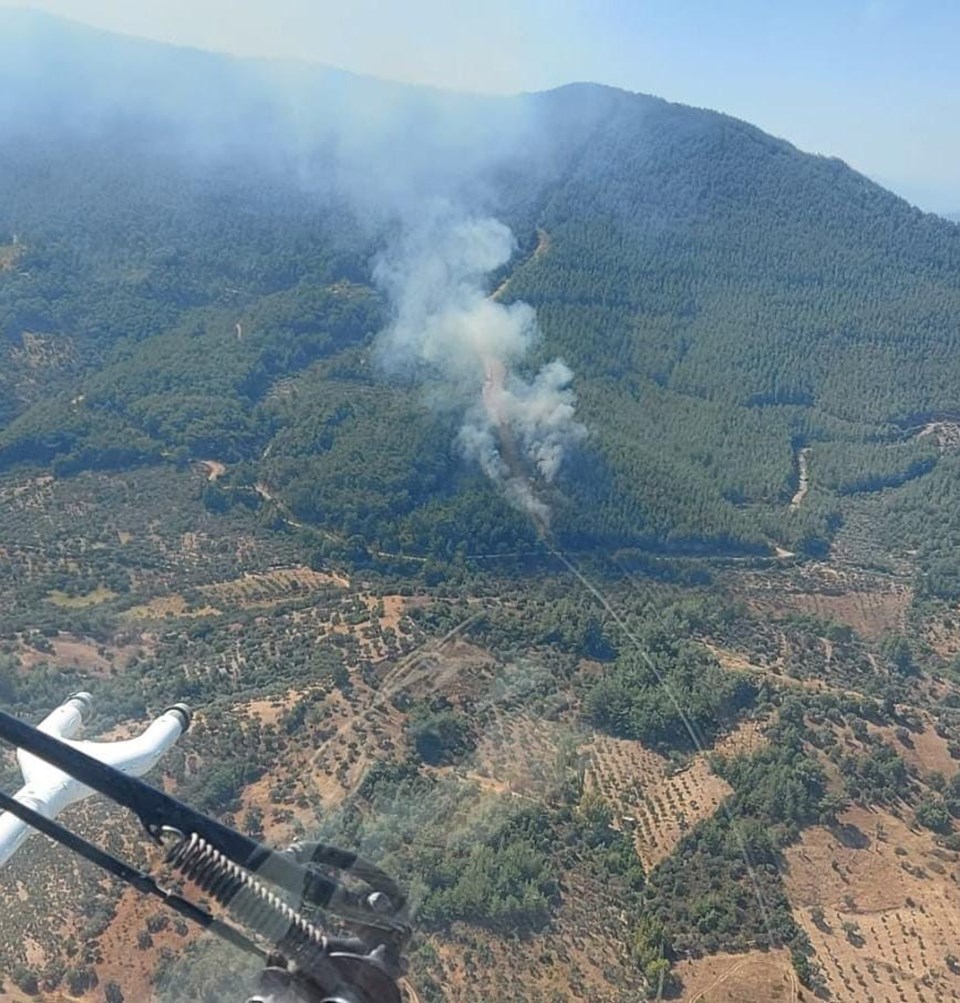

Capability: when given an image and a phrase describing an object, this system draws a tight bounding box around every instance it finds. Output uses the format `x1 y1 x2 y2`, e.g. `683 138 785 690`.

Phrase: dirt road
789 447 810 509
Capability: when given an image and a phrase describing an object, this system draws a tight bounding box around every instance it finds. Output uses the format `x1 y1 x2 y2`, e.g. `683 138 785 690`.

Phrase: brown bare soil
17 635 109 674
739 558 912 642
241 690 302 727
240 682 409 829
0 242 21 271
750 586 910 642
924 607 960 659
714 718 768 757
307 595 414 664
93 885 191 1000
785 805 960 1001
374 594 406 632
797 590 908 641
198 459 226 481
674 947 797 1001
0 988 73 1003
705 643 766 675
533 227 551 259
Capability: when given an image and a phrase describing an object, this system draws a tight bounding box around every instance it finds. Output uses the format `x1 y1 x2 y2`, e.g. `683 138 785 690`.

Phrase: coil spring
166 832 328 970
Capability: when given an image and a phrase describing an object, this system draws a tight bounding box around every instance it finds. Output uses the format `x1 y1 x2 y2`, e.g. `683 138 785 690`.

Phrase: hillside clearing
674 948 797 1002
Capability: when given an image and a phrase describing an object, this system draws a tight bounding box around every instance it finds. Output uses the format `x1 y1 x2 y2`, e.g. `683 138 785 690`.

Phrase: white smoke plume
375 204 586 524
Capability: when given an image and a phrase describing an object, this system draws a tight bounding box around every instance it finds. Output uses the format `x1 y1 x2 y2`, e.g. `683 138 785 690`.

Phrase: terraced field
737 560 912 643
202 565 350 603
786 806 960 1002
587 720 767 870
472 712 577 800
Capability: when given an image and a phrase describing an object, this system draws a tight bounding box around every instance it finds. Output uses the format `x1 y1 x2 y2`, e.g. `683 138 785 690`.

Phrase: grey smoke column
0 693 190 868
375 205 585 521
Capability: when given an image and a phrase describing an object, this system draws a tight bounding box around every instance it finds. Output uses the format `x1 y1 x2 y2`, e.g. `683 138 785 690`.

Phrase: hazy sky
2 0 957 211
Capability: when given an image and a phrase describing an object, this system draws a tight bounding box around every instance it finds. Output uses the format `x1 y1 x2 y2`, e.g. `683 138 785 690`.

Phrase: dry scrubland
2 463 960 1002
674 948 798 1002
786 805 960 1002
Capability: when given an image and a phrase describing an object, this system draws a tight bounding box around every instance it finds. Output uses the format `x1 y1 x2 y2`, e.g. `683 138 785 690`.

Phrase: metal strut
0 708 410 1003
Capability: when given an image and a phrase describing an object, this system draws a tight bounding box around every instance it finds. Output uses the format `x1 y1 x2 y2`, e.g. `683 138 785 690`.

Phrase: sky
1 0 957 212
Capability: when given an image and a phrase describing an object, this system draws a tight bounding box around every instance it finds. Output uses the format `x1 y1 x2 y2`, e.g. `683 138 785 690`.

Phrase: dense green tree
585 643 757 752
4 61 960 571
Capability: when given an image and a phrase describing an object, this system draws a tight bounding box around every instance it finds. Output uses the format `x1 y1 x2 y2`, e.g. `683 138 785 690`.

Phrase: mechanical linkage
0 707 410 1003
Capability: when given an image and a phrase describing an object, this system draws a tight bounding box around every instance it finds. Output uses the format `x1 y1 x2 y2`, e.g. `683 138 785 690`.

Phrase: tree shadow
831 822 870 850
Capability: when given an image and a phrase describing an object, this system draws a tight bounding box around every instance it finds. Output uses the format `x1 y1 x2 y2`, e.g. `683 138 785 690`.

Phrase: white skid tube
0 693 190 867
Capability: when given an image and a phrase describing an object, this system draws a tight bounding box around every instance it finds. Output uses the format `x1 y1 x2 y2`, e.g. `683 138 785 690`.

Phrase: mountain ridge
0 6 927 208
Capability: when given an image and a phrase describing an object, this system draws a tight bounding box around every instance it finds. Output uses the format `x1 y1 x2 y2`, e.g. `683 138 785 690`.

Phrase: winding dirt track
490 228 550 302
199 459 226 481
402 978 423 1003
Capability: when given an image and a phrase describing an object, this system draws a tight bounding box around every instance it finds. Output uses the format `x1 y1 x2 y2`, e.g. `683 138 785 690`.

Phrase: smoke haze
374 204 585 523
0 9 589 518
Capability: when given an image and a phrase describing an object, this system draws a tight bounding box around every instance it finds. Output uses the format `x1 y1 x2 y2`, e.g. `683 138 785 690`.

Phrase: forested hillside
9 14 960 1003
3 11 960 585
